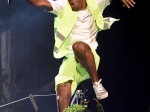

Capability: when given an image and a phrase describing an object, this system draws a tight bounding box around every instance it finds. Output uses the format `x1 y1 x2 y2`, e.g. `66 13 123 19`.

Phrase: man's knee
56 81 72 99
56 81 72 107
72 41 90 53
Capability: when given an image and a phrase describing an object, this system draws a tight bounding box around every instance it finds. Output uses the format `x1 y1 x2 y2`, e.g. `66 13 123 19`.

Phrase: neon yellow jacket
53 0 119 59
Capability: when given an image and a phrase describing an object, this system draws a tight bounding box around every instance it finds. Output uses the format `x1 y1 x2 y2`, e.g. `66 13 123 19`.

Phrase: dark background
0 0 149 112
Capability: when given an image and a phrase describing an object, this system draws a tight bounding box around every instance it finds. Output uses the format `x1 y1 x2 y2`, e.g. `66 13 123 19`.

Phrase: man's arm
121 0 136 8
26 0 53 11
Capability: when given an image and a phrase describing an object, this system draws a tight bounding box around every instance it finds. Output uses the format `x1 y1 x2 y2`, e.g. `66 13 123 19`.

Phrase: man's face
68 0 86 11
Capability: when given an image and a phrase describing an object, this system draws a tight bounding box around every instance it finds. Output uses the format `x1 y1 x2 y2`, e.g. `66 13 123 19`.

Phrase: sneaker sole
96 92 108 100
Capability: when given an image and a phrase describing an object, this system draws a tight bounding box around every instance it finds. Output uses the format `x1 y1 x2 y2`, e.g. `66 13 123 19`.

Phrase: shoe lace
94 79 104 93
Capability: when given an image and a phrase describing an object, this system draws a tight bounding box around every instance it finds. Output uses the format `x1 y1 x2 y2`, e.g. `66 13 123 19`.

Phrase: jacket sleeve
46 0 67 16
97 0 112 12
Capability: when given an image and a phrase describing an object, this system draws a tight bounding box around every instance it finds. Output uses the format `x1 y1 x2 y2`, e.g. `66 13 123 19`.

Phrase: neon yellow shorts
55 49 100 96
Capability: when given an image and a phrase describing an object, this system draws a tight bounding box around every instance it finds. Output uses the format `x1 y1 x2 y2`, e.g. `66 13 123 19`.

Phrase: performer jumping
24 0 136 111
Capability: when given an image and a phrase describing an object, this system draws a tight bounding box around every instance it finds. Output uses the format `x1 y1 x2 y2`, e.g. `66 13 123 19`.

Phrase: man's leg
56 80 72 112
72 41 108 100
72 41 99 83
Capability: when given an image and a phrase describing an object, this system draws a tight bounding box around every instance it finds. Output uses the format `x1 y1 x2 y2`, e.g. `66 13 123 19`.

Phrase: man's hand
121 0 136 9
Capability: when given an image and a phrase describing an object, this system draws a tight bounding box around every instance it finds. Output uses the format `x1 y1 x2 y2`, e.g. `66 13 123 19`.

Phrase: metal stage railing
0 90 88 112
0 94 56 112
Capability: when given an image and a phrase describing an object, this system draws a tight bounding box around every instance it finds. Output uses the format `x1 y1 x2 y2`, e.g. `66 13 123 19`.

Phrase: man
25 0 136 111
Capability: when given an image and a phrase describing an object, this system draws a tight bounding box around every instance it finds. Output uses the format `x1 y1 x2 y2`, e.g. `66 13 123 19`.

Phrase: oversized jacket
53 0 119 59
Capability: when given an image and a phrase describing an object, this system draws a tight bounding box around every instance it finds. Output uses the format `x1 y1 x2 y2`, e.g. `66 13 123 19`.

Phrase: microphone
8 0 12 5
